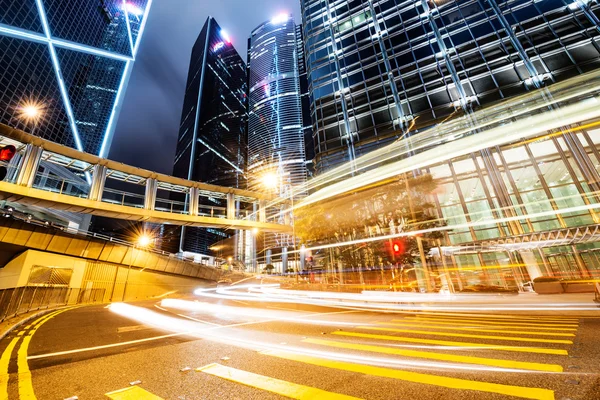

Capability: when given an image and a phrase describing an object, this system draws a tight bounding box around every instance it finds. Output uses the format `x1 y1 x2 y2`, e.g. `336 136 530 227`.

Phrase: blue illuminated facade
0 0 152 156
301 0 600 173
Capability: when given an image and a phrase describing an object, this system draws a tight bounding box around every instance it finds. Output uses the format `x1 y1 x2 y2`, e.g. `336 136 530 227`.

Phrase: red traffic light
0 145 16 162
393 243 401 253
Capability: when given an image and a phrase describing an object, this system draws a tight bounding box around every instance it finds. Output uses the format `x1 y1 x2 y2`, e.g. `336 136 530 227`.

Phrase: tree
263 264 275 274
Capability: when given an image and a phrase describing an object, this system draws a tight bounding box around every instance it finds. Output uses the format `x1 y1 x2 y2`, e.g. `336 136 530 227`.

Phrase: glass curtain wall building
173 17 247 256
0 0 151 156
299 0 600 285
247 14 312 270
0 0 151 231
301 0 600 173
247 14 309 197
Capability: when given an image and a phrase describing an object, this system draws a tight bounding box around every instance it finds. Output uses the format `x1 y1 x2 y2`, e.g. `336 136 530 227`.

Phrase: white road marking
28 309 361 360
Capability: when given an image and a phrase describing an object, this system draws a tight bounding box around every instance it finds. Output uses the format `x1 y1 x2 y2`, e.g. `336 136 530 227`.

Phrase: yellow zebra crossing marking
303 338 563 372
391 318 578 331
403 317 578 328
356 326 573 344
406 312 578 323
105 386 164 399
332 331 569 355
376 322 575 337
260 349 555 400
198 363 364 399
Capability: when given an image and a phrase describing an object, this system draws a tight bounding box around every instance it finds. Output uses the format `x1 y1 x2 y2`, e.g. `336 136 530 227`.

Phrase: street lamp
118 233 153 302
16 101 45 137
261 171 279 190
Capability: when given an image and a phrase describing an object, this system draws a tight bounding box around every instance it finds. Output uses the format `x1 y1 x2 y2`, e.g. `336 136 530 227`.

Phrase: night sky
109 0 302 174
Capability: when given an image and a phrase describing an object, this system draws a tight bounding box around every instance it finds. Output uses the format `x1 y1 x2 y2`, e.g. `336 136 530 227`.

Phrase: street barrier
0 286 84 322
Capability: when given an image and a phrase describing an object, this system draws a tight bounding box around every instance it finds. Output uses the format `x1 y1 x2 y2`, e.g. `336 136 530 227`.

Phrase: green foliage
263 264 275 273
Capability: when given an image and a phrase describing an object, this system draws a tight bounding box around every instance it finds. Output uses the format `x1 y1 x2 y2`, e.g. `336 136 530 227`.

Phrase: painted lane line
302 338 563 373
393 319 578 332
260 350 555 400
198 363 364 400
331 331 569 356
116 325 151 333
27 332 189 360
18 335 36 399
404 317 579 328
29 309 362 361
0 337 20 399
176 314 223 327
105 385 164 399
406 313 579 323
376 322 575 337
357 326 573 344
17 307 77 400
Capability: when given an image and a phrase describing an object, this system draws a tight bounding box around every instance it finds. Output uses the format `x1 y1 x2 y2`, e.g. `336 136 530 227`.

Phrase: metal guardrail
0 286 86 323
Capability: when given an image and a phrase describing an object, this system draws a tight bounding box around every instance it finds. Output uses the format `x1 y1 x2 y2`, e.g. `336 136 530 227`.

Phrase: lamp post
121 233 152 301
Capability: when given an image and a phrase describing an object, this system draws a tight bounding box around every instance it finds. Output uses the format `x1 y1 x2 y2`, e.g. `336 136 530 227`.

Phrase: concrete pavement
0 292 599 399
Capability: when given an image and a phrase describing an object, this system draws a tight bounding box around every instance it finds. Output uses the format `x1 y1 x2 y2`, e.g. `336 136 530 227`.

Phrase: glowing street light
252 227 259 235
261 171 279 190
17 101 44 123
137 234 152 247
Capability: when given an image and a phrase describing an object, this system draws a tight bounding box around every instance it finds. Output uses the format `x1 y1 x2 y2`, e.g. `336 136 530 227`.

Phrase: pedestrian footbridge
0 124 291 233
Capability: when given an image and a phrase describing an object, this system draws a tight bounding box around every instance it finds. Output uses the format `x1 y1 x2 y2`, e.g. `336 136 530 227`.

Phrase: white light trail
108 303 545 374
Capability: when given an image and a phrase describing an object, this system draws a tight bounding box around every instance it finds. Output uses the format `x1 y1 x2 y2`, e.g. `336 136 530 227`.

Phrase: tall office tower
173 17 247 255
0 1 151 231
296 24 316 175
247 14 313 270
301 0 600 173
0 0 151 157
247 14 309 197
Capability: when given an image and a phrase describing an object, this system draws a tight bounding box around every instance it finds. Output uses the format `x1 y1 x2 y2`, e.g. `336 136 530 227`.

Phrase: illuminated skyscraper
301 0 600 173
247 13 310 199
0 0 151 156
173 16 247 255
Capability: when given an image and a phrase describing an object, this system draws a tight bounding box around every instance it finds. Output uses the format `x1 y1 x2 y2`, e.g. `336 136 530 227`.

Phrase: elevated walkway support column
258 200 267 222
519 250 544 281
227 193 235 220
88 164 107 201
144 178 157 211
15 144 43 187
188 187 199 216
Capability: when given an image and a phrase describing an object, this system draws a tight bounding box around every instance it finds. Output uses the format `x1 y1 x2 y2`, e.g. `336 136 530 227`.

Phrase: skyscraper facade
299 0 600 285
301 0 600 173
0 0 151 156
173 16 247 255
247 14 309 199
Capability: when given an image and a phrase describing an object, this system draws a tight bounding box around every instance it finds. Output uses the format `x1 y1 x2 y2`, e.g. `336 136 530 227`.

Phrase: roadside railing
0 286 98 323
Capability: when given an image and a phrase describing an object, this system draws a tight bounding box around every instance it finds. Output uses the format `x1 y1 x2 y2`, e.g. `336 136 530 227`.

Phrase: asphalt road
1 288 599 400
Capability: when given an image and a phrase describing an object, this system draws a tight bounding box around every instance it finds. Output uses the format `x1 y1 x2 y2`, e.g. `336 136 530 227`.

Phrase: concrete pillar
16 144 43 187
258 200 267 222
281 247 288 273
300 245 306 273
88 164 107 201
518 250 544 281
571 245 591 278
226 193 235 219
144 178 157 211
266 249 272 265
416 236 433 292
188 187 199 216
